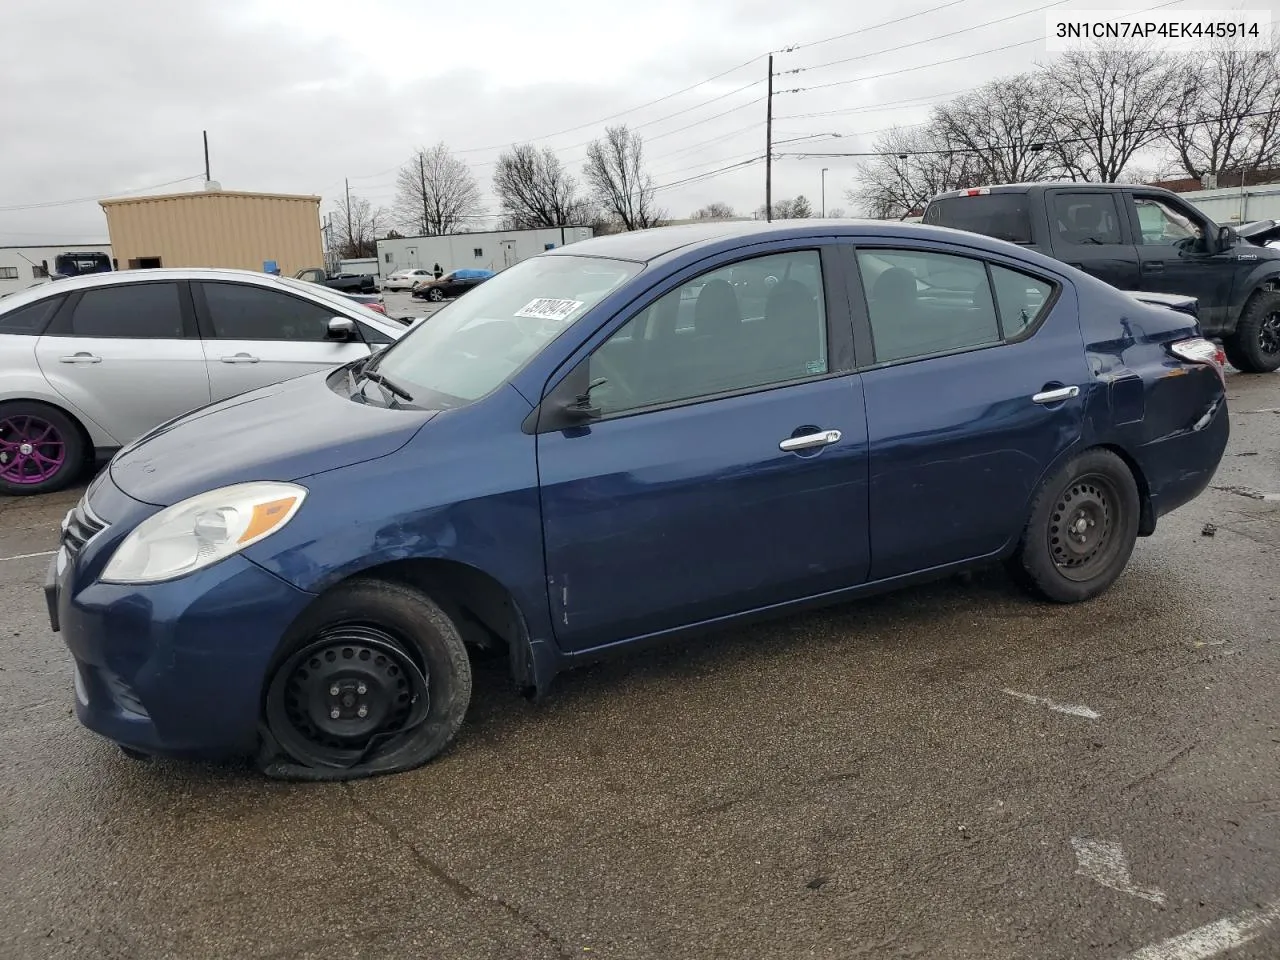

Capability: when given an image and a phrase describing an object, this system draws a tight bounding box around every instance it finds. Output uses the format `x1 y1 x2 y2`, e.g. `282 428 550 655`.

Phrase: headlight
101 482 307 584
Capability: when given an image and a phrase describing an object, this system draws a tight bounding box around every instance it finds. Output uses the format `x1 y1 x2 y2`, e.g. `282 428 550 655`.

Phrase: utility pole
821 167 828 218
420 152 428 235
202 130 211 183
344 177 352 256
765 54 774 223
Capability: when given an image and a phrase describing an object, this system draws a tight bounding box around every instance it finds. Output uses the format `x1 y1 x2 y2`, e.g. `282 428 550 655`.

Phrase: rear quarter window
0 296 62 336
923 194 1034 244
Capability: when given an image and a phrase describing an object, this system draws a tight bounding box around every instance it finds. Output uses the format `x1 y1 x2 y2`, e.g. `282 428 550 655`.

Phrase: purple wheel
0 403 85 495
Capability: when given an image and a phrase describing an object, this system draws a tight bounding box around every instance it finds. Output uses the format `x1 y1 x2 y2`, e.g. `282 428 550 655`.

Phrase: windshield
370 254 641 406
923 194 1033 244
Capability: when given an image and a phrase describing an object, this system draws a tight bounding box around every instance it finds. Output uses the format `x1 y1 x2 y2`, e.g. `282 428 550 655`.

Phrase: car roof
0 266 405 336
540 218 1064 266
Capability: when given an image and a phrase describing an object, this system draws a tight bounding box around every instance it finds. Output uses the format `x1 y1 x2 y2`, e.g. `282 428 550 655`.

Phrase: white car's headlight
101 482 307 584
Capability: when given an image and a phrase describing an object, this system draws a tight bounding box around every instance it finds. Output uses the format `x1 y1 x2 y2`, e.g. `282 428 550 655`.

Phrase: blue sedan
46 220 1229 779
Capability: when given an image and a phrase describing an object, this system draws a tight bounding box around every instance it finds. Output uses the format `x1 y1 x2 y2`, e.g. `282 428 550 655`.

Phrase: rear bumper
1138 394 1230 521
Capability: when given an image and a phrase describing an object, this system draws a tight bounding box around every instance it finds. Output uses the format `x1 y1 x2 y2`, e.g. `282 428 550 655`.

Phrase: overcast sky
0 0 1258 243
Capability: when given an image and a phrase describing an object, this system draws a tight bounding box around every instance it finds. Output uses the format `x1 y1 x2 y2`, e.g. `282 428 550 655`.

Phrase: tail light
1170 337 1227 385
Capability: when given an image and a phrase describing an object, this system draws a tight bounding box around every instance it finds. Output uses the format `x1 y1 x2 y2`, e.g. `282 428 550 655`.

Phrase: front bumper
49 550 317 760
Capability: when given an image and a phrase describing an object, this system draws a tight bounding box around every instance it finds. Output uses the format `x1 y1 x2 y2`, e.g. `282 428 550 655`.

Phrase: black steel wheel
1047 475 1118 583
1008 449 1140 604
261 579 472 780
1224 290 1280 373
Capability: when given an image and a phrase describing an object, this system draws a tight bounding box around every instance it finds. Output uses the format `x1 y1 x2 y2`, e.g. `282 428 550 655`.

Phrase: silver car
0 267 408 495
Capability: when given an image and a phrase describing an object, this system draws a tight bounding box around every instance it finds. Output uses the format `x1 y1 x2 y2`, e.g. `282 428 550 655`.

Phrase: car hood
110 370 436 506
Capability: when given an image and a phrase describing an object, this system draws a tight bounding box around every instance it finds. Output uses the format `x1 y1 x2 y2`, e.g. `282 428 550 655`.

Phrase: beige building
99 189 324 276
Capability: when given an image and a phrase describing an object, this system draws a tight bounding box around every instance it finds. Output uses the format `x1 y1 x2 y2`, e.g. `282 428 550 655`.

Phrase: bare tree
848 124 981 219
584 125 665 230
934 75 1066 183
493 144 592 228
691 201 736 219
1041 49 1180 182
395 142 484 236
1165 38 1280 183
755 196 814 219
331 193 386 259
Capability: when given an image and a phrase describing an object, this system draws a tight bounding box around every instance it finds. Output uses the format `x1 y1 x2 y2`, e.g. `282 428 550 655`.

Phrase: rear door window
69 283 184 338
989 265 1054 337
923 194 1033 244
1050 194 1124 245
857 249 1001 363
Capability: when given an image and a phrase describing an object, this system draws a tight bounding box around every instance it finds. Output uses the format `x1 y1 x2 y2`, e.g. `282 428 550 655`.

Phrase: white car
381 268 437 291
0 267 409 494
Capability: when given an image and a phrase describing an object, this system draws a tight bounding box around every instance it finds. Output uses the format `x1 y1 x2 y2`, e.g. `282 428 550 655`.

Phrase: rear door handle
220 353 261 364
1143 261 1165 271
1032 385 1080 404
59 353 101 364
779 429 842 452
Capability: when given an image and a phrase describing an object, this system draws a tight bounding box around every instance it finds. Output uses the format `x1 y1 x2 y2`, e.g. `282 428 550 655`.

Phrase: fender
0 365 118 448
1229 263 1280 324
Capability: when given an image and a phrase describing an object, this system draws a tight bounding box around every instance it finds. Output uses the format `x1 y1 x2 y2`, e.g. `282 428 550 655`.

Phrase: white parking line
1071 837 1166 904
0 550 55 563
1124 899 1280 960
1001 688 1100 719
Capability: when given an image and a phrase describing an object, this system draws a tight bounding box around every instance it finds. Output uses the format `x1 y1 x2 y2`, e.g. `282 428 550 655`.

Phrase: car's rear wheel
1007 449 1140 604
1223 290 1280 373
0 401 86 496
261 578 472 780
427 287 445 301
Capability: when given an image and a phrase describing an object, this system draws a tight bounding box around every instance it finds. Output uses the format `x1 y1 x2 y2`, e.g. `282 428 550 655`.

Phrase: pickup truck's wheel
0 401 86 496
1007 449 1140 604
261 578 472 780
1224 290 1280 373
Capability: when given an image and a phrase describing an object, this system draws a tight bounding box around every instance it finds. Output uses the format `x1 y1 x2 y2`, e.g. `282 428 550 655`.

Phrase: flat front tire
261 578 472 780
1224 290 1280 373
1007 449 1140 604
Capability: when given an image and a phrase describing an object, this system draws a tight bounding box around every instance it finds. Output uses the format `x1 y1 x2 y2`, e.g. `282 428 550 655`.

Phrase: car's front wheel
1007 449 1140 604
0 401 86 496
1224 290 1280 373
427 287 445 301
260 578 472 780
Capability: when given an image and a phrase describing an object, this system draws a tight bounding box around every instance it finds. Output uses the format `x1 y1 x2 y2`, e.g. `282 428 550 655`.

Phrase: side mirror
327 317 356 341
1217 225 1236 250
549 377 607 428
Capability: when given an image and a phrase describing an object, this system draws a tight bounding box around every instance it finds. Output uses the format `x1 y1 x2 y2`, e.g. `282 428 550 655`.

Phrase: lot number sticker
514 298 585 322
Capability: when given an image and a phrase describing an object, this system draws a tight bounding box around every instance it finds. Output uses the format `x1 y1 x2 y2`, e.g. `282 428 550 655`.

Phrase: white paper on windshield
514 298 585 323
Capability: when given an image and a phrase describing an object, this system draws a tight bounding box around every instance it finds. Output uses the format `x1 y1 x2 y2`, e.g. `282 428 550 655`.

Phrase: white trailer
0 243 113 298
1180 184 1280 225
338 257 379 277
375 226 593 279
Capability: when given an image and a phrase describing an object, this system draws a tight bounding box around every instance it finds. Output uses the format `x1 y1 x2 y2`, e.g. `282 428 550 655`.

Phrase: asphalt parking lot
380 289 445 323
1 371 1278 960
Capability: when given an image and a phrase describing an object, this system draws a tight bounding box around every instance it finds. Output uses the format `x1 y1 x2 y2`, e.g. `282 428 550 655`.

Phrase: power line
784 0 975 53
452 57 767 155
786 0 1072 76
774 108 1280 159
0 174 206 213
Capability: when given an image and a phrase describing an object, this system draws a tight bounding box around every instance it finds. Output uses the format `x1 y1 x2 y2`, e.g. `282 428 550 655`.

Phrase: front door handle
59 353 101 364
1032 385 1080 404
779 429 842 452
220 353 261 364
1143 261 1165 271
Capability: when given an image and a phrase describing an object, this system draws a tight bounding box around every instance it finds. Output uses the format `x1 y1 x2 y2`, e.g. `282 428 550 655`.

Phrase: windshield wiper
362 371 414 404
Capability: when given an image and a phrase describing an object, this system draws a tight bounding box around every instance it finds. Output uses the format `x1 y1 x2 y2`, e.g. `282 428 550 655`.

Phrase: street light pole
821 167 828 217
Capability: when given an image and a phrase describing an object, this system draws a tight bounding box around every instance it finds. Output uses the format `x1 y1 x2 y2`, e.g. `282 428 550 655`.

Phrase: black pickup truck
922 182 1280 372
293 267 377 294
